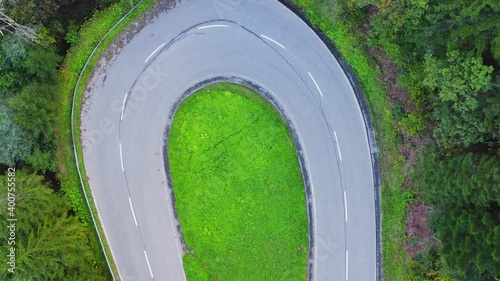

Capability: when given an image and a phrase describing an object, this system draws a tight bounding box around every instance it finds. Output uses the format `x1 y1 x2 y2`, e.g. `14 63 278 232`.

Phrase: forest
337 0 500 279
1 0 121 279
1 0 499 280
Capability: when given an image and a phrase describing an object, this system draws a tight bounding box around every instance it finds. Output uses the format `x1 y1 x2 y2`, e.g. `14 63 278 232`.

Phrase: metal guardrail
70 1 146 280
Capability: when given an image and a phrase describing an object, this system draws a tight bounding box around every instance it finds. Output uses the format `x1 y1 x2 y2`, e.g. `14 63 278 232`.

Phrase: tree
425 0 500 65
364 0 500 147
0 9 39 42
368 0 500 65
423 50 494 147
9 83 58 142
0 37 61 171
414 150 500 280
0 103 33 166
0 170 108 280
0 35 60 95
484 93 500 142
1 0 60 26
368 0 430 63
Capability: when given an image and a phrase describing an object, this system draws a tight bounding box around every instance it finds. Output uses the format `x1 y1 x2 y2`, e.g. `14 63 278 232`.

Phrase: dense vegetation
1 0 153 279
413 151 500 280
291 0 499 280
0 171 107 280
168 83 309 281
367 0 499 148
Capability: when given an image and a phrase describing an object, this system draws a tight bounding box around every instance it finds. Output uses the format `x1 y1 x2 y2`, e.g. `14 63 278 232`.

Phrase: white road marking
121 92 129 120
346 250 349 280
197 24 229 30
144 42 165 63
308 72 324 98
144 250 154 279
119 143 124 172
128 197 138 226
344 191 348 222
334 131 343 161
261 34 286 49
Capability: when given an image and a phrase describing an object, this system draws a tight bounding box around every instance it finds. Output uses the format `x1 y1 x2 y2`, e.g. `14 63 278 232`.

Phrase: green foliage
0 40 61 171
2 0 59 25
9 83 58 142
392 104 407 121
369 0 429 62
0 35 59 169
19 46 60 85
0 35 28 76
423 50 494 147
0 104 33 166
414 150 500 280
484 94 500 142
169 83 309 280
0 170 108 280
293 0 340 28
423 51 493 107
366 0 500 149
493 34 500 63
65 23 80 46
369 0 500 66
401 110 426 137
425 0 500 61
27 147 56 173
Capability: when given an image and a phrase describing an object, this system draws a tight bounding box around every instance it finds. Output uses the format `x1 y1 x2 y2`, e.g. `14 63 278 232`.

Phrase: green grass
168 83 309 281
56 0 155 278
290 1 414 280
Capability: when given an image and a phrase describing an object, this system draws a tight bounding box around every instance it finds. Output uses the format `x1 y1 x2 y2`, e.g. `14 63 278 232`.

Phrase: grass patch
56 0 155 278
168 83 309 281
289 1 414 279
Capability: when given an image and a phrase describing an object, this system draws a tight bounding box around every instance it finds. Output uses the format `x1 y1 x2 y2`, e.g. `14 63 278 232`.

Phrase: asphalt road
81 0 377 280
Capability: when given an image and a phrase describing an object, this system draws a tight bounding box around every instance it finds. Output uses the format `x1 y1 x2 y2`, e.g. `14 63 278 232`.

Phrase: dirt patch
405 203 435 258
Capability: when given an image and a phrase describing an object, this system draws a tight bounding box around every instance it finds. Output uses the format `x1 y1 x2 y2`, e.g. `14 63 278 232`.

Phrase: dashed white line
308 72 324 98
334 131 343 161
144 42 165 63
121 92 129 120
261 34 286 49
128 197 138 226
119 143 124 172
197 24 229 30
344 191 348 222
144 250 154 279
346 250 349 280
